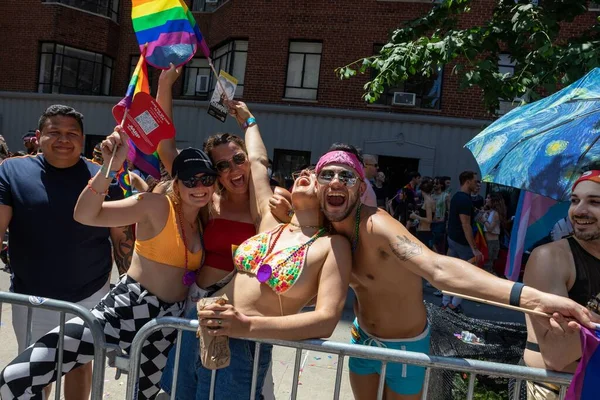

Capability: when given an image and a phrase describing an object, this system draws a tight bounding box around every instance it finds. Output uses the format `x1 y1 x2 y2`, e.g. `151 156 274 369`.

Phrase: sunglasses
317 169 359 187
181 174 217 188
215 153 247 173
291 167 315 181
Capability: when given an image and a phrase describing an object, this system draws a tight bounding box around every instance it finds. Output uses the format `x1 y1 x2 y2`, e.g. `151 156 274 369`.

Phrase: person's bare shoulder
524 239 573 293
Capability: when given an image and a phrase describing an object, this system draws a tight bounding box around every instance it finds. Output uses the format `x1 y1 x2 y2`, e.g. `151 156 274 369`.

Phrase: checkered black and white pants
0 275 184 400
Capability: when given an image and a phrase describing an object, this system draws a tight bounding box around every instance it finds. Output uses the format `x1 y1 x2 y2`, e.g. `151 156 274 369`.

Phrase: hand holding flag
101 127 130 173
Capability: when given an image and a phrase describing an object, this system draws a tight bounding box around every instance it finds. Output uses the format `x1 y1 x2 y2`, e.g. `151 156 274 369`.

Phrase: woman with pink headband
163 101 352 400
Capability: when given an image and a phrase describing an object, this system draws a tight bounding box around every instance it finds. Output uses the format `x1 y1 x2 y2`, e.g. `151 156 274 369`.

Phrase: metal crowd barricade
0 291 108 400
125 317 574 400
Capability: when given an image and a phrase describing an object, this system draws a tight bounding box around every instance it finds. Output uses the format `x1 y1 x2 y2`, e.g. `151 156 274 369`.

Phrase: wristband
242 117 257 130
87 179 109 196
509 282 525 307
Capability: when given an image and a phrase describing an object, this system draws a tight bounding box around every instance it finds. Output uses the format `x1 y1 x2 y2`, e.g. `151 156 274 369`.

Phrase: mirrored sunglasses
215 153 247 173
317 169 359 187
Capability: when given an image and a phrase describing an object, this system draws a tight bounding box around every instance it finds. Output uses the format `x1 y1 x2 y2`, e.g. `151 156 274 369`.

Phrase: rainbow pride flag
132 0 211 69
116 161 133 198
566 325 600 399
128 143 161 179
117 46 150 110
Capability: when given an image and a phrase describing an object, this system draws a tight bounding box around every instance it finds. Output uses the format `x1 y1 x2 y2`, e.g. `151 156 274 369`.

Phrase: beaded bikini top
233 224 326 295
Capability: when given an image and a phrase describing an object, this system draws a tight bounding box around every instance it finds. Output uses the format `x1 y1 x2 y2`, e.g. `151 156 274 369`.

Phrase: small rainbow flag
116 161 133 198
131 0 211 69
128 143 161 179
117 46 150 110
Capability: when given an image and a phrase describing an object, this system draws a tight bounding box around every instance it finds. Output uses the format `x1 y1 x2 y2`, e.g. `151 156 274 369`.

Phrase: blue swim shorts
349 318 431 395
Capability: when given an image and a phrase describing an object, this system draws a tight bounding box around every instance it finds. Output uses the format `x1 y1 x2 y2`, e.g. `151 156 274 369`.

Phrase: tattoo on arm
113 226 134 275
389 235 423 261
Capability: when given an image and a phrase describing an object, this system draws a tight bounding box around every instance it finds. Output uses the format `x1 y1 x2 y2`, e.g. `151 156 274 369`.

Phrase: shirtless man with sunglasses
313 144 600 400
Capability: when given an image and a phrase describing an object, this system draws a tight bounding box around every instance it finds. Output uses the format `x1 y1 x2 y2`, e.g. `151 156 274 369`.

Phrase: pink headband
315 151 365 180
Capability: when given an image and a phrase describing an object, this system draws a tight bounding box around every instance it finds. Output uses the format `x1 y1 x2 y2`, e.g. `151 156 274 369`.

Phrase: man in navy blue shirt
442 170 481 312
0 105 134 399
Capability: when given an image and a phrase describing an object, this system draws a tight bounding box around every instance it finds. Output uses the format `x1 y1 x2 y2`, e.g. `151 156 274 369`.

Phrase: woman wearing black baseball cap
0 128 219 400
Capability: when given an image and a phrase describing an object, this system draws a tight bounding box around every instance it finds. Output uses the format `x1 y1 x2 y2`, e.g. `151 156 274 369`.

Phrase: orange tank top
134 196 203 270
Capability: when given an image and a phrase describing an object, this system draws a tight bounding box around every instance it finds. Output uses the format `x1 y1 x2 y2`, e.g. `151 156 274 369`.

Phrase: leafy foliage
335 0 600 114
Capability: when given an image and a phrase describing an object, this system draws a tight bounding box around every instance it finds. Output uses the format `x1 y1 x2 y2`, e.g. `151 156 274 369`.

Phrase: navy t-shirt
447 191 474 246
0 155 123 302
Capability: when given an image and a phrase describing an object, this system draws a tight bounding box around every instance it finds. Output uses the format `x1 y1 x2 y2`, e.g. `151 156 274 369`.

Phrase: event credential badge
208 71 238 123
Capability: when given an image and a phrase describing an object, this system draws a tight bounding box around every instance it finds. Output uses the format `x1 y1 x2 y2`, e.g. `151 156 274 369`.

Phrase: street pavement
0 266 524 399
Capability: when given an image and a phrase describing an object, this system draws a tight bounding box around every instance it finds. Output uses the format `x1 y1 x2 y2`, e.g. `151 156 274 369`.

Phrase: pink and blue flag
505 191 569 281
128 142 161 179
132 0 211 69
566 325 600 399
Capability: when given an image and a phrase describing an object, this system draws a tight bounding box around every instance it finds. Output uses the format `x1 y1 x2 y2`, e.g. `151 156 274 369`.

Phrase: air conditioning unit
195 74 210 93
205 0 219 4
392 92 416 106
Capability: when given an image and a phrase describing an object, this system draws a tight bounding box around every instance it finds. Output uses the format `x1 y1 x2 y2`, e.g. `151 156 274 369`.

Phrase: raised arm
74 129 161 228
227 101 279 232
199 235 352 340
524 245 582 371
374 211 598 330
156 64 182 176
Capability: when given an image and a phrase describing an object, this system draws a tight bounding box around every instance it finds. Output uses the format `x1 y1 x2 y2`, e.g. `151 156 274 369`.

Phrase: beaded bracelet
87 179 108 196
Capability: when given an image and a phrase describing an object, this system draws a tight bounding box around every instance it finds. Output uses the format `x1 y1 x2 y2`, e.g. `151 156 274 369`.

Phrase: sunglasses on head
215 153 247 173
181 174 217 188
317 169 359 187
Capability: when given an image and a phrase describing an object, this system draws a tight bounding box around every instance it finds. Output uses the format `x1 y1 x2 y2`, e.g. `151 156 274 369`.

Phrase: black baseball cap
172 148 217 180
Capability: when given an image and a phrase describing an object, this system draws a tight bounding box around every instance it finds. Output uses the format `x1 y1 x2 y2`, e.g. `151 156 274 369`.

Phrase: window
192 0 226 12
42 0 119 22
285 42 322 100
129 56 156 95
497 53 524 115
371 45 442 109
183 40 247 99
272 149 312 188
38 43 113 95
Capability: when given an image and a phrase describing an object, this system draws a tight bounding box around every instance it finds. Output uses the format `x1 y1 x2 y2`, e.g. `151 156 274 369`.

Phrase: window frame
182 39 248 99
284 40 323 101
37 42 114 96
497 53 525 115
191 0 228 12
370 44 443 110
41 0 119 22
272 148 312 187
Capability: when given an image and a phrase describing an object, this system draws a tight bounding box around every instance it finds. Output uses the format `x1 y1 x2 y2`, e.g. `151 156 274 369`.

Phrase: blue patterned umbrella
465 68 600 201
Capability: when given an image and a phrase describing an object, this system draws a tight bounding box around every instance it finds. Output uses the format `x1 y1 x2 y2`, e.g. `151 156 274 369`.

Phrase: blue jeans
160 308 273 400
442 238 474 307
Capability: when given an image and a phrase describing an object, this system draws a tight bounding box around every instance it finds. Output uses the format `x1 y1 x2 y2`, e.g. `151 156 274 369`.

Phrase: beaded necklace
256 224 326 283
176 205 205 286
351 203 362 253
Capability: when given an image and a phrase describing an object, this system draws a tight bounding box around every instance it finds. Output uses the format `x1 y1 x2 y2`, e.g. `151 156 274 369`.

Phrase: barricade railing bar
0 291 108 400
125 317 574 400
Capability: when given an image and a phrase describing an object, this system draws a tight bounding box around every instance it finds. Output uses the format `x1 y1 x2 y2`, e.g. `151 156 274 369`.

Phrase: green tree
336 0 600 115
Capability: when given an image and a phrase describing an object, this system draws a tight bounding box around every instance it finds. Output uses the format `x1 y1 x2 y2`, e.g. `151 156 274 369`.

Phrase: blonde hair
165 179 212 228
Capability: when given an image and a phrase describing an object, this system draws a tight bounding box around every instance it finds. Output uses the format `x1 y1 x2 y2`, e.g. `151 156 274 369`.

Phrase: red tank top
203 219 256 272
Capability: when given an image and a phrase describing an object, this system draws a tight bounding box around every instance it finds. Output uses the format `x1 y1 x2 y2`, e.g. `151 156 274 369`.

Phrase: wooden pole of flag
105 109 129 179
441 290 552 318
208 58 229 101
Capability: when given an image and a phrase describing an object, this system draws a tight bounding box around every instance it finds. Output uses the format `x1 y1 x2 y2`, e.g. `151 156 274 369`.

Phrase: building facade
0 0 597 189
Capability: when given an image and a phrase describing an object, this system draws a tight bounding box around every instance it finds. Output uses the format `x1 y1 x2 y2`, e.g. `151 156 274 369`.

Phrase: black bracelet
510 282 525 307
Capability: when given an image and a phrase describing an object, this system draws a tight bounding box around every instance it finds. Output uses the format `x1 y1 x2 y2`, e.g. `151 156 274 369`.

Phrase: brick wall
0 0 597 121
